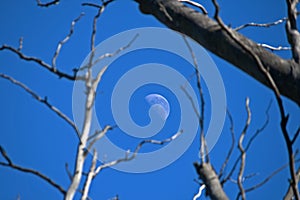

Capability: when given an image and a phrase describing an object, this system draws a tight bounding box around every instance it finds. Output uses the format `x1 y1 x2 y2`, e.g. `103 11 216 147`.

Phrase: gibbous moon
145 94 170 120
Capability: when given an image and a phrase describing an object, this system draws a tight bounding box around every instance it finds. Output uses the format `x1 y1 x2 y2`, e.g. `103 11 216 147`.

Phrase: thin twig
235 17 288 31
182 35 208 163
52 13 84 69
258 43 291 51
94 130 183 175
85 125 113 156
212 0 299 198
237 98 251 200
0 45 77 80
292 126 300 144
244 158 300 194
80 34 139 71
65 163 73 181
219 109 235 180
0 146 66 195
36 0 59 7
0 73 80 139
178 0 208 15
193 184 206 200
221 101 271 185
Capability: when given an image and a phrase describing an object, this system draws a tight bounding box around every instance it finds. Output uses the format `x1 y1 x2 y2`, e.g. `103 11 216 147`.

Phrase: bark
134 0 300 106
194 163 229 200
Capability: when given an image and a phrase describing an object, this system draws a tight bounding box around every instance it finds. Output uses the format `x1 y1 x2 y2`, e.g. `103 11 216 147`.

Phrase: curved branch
0 146 66 195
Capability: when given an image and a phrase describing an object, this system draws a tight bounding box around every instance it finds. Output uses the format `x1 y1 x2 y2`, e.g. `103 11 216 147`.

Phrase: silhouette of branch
219 109 235 180
292 126 300 144
0 45 77 80
36 0 59 7
244 159 300 195
0 73 80 139
0 146 66 195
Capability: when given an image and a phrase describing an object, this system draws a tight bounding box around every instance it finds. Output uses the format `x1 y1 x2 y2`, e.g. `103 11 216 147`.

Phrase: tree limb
134 0 300 106
0 146 66 195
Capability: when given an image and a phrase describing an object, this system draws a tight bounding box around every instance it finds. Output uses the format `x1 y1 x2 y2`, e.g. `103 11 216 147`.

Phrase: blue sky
0 0 299 199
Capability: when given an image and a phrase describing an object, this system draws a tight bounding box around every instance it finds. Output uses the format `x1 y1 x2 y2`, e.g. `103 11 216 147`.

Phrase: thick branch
135 0 300 106
194 163 229 200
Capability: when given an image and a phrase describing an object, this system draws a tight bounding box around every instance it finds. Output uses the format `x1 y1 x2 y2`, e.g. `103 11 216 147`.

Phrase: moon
145 94 170 120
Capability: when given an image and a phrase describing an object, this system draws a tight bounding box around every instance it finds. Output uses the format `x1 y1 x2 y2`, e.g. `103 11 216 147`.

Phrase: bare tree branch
0 45 77 80
182 35 208 163
211 0 300 198
284 167 300 200
193 184 206 200
52 13 84 70
221 101 271 185
285 0 300 63
178 0 207 15
65 2 118 198
219 110 235 180
235 17 288 31
85 125 113 156
134 0 300 106
194 162 229 200
0 146 66 195
236 97 251 200
94 130 183 175
36 0 59 7
258 43 291 51
0 73 80 139
245 159 300 195
81 150 98 200
292 126 300 144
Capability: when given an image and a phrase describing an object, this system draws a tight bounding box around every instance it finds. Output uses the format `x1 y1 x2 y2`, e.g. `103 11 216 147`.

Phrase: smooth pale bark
135 0 300 106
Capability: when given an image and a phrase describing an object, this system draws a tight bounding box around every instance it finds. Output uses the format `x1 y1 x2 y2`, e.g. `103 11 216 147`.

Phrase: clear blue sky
0 0 299 199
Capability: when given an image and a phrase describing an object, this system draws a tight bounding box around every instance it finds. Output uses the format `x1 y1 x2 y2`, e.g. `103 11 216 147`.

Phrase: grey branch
285 0 300 63
178 0 207 15
237 98 251 200
94 130 183 175
211 0 300 197
219 110 235 180
258 43 291 51
221 101 271 185
0 73 80 139
134 0 300 106
52 13 84 70
235 17 288 31
0 146 66 195
194 162 229 200
181 35 208 163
